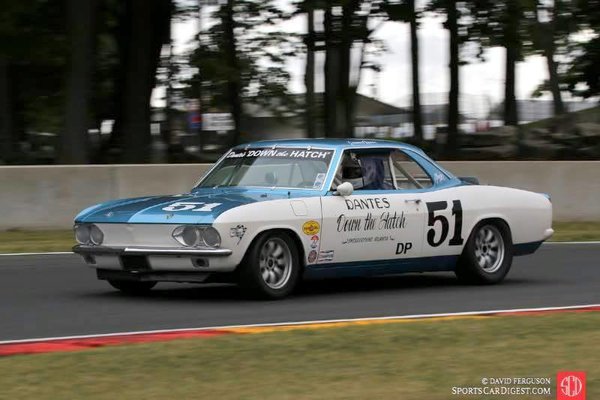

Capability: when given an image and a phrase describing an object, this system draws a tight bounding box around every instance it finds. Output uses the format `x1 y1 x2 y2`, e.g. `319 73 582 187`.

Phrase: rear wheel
455 221 513 284
107 279 157 295
239 231 300 299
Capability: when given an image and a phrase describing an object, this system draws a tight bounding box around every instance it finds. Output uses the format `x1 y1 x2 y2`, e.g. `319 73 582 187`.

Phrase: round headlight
90 224 104 245
172 225 201 247
202 227 221 248
74 224 91 244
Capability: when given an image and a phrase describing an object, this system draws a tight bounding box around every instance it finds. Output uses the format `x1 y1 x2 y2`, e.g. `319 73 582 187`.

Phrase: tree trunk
0 58 16 164
503 44 518 125
447 0 459 158
304 2 316 138
503 0 519 126
323 6 338 138
545 44 564 115
61 0 97 164
408 0 423 144
164 41 176 160
544 2 565 115
224 0 242 146
119 0 171 163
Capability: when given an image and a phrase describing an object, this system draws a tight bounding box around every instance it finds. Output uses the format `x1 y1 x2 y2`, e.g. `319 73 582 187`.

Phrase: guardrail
0 161 598 229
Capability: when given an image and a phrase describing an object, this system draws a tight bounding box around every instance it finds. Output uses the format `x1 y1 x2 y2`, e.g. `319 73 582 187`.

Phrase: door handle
405 199 422 204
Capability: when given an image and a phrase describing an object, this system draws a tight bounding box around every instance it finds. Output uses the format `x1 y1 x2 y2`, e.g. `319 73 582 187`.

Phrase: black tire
455 220 513 284
238 231 301 299
107 279 157 295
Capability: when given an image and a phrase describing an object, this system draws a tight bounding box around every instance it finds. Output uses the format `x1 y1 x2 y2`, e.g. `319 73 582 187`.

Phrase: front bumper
73 245 232 257
72 245 236 274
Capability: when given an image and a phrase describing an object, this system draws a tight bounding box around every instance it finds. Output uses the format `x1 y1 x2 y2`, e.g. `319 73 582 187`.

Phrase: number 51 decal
426 200 464 247
162 202 221 212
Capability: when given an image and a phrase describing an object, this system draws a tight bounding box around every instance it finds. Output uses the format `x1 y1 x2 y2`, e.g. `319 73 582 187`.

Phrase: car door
390 149 466 260
318 148 426 265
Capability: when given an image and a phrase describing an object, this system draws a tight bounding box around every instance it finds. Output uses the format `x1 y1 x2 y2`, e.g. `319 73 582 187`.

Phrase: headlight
172 226 221 248
90 224 104 245
202 227 221 248
74 224 90 244
75 224 104 245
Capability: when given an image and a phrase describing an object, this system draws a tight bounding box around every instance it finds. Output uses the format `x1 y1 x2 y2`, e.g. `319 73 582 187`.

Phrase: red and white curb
1 304 599 357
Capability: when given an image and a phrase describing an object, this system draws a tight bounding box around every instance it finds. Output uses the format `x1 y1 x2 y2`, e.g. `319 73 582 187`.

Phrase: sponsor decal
336 211 406 233
229 224 247 244
302 220 320 235
342 235 394 245
310 234 319 249
307 250 318 264
162 202 221 212
347 140 377 145
395 242 413 255
434 172 447 184
318 250 334 262
226 147 334 161
557 372 586 400
345 197 390 210
313 173 326 189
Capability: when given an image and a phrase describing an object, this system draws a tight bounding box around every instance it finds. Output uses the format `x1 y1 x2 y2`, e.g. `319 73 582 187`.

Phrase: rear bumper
513 241 544 256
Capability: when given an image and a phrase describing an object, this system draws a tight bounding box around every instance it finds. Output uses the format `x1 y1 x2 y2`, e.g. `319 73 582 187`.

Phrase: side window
333 150 394 191
391 150 433 189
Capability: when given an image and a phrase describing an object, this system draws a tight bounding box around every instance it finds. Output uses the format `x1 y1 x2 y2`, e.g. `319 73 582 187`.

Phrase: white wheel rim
474 225 505 273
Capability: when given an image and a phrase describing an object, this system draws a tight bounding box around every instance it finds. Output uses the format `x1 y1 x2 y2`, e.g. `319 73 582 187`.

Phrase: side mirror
459 176 479 185
334 182 354 197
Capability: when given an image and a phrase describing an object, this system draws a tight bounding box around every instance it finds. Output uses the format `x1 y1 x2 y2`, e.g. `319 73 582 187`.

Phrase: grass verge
1 221 599 254
0 229 75 253
0 313 598 399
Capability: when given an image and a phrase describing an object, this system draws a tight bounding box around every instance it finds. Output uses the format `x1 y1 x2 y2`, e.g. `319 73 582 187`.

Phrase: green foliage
185 0 296 116
0 0 67 135
563 0 600 98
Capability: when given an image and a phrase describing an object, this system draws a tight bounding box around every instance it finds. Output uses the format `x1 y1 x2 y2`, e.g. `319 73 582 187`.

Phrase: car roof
235 138 426 154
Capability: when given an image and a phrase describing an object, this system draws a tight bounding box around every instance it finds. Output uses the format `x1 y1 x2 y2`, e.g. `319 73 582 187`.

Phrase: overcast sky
167 2 554 111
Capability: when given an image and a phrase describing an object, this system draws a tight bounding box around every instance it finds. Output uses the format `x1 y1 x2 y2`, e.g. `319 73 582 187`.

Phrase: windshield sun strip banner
226 147 334 162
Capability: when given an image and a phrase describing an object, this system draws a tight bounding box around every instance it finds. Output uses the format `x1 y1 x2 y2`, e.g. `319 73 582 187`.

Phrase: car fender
213 197 323 267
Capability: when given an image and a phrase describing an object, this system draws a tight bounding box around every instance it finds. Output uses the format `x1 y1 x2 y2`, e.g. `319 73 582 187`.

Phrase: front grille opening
120 255 151 271
192 258 209 268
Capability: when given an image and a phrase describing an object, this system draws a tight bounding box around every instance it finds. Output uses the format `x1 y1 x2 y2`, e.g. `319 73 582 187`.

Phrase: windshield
196 147 335 189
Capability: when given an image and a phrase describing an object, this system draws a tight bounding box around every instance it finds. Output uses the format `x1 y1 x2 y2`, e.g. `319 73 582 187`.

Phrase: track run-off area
0 242 598 342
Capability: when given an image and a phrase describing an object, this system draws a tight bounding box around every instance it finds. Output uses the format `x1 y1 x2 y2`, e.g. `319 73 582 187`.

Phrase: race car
73 139 553 299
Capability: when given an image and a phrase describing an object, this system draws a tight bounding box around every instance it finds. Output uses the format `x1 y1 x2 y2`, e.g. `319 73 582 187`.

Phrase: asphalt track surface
0 243 598 341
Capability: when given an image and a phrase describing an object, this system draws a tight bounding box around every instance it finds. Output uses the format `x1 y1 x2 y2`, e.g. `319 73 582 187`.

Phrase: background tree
186 0 294 145
0 1 67 164
298 0 317 138
384 0 424 145
467 0 537 126
321 0 386 138
529 0 574 115
61 0 98 164
428 0 469 157
563 0 600 98
109 0 172 163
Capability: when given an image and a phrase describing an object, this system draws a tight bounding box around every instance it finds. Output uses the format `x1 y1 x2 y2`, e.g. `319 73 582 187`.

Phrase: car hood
75 188 310 224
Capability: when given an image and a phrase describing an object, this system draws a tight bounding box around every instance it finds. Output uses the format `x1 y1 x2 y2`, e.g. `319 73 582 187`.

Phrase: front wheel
239 231 300 299
455 222 513 284
107 279 157 295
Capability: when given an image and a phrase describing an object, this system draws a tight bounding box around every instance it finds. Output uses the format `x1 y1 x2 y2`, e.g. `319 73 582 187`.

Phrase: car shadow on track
80 273 536 303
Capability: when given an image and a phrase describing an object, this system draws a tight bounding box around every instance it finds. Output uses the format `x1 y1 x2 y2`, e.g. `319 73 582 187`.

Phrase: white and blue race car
73 139 553 298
